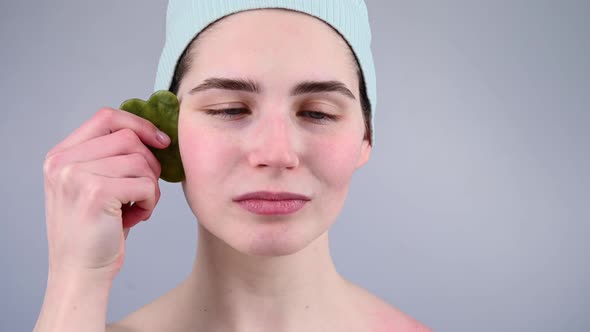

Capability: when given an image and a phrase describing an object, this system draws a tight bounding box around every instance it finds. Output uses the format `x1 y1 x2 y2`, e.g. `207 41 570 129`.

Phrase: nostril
248 149 299 169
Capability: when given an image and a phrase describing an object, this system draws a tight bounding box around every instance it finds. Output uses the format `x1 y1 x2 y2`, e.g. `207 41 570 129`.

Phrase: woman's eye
299 111 337 123
205 108 249 119
204 108 337 124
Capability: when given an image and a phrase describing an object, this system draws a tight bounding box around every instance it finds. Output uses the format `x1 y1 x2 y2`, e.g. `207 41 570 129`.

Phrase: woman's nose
246 112 300 170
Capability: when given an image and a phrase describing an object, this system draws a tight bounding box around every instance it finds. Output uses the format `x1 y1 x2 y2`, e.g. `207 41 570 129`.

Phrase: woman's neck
184 223 353 331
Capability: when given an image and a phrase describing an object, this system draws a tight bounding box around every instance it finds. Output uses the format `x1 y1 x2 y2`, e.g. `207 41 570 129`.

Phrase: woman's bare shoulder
345 281 433 332
105 300 175 332
105 280 192 332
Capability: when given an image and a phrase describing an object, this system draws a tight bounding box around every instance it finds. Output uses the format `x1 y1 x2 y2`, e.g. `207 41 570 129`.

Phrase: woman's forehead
183 9 358 90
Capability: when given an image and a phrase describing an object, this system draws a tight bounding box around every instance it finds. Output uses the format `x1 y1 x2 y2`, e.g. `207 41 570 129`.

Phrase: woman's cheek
179 118 214 179
314 135 363 188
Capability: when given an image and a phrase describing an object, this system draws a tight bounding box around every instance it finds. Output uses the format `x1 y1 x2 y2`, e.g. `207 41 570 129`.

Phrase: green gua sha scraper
119 90 185 183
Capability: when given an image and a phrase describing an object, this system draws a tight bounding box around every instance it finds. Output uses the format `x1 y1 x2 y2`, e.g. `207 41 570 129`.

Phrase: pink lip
233 191 311 201
233 191 311 216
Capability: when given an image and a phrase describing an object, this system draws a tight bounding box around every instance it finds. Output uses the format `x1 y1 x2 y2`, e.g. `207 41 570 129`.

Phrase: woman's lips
235 199 308 215
233 191 311 215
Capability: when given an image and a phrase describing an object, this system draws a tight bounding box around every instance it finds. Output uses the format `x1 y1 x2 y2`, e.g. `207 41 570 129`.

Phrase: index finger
47 107 170 158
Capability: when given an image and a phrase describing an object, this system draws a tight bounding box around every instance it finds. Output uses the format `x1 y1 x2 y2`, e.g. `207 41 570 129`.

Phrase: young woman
35 1 431 331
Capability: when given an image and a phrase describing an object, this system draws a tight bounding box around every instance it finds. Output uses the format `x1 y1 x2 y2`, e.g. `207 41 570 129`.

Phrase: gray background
1 1 588 331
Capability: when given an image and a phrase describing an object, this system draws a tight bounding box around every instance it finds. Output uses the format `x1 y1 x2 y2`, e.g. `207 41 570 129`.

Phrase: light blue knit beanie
154 0 377 144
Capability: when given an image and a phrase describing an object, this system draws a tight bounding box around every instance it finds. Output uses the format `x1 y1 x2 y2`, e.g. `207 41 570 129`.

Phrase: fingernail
156 129 170 145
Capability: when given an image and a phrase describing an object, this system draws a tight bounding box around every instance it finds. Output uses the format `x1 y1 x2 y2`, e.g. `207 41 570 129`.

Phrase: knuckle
144 177 157 194
157 164 162 178
45 148 56 160
44 153 70 185
137 145 160 176
130 153 151 175
85 178 108 201
58 163 80 186
57 164 85 198
129 151 144 164
96 107 116 123
149 176 158 190
150 153 162 176
119 128 139 145
43 153 60 178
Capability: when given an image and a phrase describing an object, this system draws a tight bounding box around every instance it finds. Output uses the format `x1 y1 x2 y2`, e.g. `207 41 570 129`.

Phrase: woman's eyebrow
292 80 356 100
188 77 356 100
189 77 260 94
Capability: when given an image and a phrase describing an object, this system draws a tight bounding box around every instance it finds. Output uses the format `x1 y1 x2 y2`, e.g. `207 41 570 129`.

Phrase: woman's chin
234 227 311 257
193 203 333 258
223 222 325 258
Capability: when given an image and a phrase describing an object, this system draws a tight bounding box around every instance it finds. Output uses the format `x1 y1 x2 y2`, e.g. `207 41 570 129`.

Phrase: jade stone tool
119 90 185 183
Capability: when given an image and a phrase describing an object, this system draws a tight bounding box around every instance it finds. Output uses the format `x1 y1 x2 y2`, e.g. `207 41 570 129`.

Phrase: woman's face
177 9 371 256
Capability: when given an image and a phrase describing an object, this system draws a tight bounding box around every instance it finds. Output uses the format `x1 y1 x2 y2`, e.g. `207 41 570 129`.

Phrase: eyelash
204 108 338 123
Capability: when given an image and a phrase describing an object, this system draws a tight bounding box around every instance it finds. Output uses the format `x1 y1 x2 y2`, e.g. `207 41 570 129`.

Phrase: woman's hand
42 107 171 280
